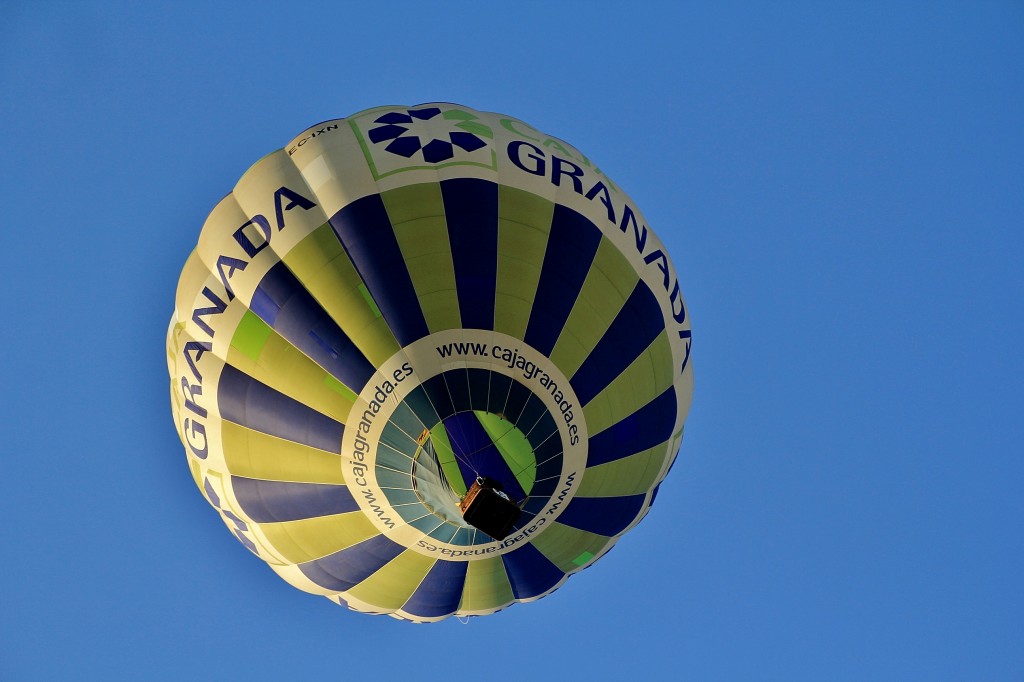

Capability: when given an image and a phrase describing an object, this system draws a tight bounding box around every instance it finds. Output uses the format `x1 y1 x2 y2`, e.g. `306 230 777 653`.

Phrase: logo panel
349 105 497 179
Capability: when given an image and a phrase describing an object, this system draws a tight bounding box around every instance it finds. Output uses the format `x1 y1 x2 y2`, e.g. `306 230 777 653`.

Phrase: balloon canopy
167 103 694 621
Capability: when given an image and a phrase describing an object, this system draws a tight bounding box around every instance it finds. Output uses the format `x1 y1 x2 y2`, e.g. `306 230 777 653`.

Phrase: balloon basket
459 477 521 541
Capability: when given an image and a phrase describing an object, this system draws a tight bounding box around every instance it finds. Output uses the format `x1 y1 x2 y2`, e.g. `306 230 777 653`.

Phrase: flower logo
367 106 492 163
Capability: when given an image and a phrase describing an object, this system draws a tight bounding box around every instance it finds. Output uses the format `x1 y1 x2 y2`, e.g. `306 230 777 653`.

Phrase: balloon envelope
167 103 693 621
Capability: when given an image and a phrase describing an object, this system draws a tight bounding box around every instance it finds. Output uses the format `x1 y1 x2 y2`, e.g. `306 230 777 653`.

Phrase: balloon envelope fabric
167 103 694 621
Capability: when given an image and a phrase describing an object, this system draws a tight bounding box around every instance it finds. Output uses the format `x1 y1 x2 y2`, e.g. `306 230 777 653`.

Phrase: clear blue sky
2 2 1022 679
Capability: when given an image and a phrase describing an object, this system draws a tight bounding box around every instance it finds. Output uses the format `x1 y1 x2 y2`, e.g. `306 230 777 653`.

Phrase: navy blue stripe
250 261 376 393
442 410 485 494
501 543 565 600
555 493 647 537
442 411 490 470
298 534 404 592
523 204 602 356
586 385 677 467
231 477 359 523
570 281 665 406
218 365 345 452
401 559 468 619
442 178 498 330
329 194 429 346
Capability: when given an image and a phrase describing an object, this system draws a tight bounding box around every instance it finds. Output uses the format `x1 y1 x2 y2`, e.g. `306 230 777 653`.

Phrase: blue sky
2 2 1022 679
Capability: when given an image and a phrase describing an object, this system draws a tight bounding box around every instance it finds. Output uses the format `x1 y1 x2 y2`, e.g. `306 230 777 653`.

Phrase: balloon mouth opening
410 410 536 529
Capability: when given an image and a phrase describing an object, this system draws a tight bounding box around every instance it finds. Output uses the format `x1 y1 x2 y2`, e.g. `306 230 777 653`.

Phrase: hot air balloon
167 103 693 621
